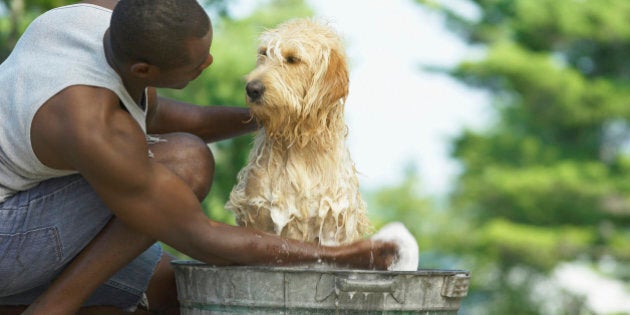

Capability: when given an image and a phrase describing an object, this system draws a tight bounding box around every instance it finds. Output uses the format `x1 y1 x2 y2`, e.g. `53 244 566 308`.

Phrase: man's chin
170 82 190 90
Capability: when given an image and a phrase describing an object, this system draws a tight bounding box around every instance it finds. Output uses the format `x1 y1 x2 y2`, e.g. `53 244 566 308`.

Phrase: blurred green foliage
0 0 75 59
415 0 630 313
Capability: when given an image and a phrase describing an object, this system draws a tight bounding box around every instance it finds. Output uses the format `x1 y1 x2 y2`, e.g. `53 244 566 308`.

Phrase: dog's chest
246 147 355 201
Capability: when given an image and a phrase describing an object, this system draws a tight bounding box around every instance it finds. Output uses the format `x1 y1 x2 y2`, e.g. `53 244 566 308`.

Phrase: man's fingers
370 240 399 270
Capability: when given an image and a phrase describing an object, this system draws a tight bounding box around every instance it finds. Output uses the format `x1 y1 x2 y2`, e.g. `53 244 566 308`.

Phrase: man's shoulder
56 85 120 105
31 85 132 171
41 85 123 121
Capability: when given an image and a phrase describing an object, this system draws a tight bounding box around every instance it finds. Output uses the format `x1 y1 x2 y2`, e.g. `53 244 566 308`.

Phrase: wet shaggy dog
226 19 370 246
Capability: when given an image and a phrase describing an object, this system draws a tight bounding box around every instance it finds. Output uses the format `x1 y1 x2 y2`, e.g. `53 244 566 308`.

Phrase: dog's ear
323 48 349 104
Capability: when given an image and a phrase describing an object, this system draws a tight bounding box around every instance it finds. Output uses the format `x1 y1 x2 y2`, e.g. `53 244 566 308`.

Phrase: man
0 0 398 314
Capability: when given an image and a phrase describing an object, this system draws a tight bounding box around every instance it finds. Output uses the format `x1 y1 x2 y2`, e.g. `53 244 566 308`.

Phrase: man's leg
0 244 168 315
16 133 218 315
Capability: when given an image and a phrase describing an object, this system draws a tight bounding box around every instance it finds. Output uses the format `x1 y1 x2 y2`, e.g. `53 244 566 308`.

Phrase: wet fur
226 19 370 245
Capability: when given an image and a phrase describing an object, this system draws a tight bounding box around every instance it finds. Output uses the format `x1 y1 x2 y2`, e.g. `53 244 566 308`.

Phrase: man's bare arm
146 88 258 143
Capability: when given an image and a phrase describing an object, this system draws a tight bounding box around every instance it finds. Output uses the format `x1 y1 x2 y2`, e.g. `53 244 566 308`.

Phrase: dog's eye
285 56 299 64
258 49 267 56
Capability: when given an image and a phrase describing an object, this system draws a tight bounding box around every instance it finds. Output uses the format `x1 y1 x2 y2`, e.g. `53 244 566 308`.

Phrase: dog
226 19 370 246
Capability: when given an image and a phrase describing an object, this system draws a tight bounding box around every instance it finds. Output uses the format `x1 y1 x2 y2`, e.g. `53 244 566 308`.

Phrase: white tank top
0 4 148 203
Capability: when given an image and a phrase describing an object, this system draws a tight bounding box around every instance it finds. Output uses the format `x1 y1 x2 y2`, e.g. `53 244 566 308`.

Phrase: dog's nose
246 80 265 102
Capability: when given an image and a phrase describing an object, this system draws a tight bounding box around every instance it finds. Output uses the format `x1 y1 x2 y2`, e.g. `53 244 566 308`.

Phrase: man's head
109 0 213 88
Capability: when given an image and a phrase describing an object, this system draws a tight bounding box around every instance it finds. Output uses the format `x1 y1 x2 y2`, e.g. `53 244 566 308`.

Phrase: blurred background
2 0 630 313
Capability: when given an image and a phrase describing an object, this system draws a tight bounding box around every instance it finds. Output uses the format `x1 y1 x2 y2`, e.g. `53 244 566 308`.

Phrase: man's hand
327 240 399 270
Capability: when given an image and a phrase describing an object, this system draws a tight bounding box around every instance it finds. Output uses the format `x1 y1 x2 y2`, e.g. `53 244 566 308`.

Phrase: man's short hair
110 0 210 69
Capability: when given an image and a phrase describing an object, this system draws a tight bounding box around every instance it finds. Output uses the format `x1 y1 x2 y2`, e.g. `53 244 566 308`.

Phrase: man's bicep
68 112 153 193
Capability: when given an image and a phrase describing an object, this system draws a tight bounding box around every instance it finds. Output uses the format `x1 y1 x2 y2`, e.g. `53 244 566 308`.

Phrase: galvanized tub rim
172 260 471 314
172 259 469 276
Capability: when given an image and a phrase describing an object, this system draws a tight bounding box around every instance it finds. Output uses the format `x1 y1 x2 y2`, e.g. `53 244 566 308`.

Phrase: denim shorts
0 174 162 310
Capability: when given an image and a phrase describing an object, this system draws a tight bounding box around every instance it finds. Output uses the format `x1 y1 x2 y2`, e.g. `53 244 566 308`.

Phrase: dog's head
245 19 349 146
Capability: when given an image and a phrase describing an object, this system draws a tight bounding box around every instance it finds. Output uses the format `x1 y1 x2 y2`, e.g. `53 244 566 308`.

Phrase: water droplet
369 241 375 268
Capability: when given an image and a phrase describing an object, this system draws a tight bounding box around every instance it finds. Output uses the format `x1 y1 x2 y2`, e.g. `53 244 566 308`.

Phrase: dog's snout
246 80 265 102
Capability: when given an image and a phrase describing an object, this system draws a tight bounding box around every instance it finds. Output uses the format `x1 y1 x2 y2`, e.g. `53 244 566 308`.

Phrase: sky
304 0 491 197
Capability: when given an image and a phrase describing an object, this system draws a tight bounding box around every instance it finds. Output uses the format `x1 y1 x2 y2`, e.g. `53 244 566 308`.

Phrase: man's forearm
189 219 395 270
148 96 259 142
198 104 259 142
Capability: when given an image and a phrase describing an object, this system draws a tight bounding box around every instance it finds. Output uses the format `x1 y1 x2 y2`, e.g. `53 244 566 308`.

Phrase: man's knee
149 133 215 200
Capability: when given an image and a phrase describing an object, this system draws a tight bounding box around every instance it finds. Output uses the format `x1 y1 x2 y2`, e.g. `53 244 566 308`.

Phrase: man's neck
103 29 146 106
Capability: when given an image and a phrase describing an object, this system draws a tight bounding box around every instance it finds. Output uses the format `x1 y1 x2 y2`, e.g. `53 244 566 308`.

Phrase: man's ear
130 62 158 79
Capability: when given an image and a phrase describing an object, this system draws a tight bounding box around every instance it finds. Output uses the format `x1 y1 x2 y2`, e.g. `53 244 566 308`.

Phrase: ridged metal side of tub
172 261 470 315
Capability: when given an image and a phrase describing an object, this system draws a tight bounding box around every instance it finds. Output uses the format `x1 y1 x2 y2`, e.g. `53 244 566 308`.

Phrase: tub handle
441 274 470 298
336 278 396 292
315 275 405 303
337 277 405 303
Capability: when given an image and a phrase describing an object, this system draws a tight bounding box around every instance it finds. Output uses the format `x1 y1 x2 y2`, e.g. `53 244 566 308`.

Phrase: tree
0 0 76 59
416 0 630 313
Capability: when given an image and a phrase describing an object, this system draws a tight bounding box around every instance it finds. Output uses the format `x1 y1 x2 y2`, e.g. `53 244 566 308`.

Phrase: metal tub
172 261 470 314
